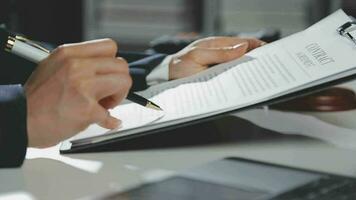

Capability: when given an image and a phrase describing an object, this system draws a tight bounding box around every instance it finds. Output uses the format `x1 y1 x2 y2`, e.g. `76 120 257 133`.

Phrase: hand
25 39 132 148
169 37 265 80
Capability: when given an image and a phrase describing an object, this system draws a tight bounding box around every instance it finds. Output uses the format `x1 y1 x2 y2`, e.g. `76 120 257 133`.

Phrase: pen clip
337 21 356 45
14 35 51 53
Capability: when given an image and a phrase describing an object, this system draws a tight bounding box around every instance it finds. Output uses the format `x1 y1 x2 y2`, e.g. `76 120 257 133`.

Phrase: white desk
2 82 356 200
1 139 356 200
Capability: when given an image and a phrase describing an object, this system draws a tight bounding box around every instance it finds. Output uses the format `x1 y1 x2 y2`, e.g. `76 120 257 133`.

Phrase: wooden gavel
271 87 356 112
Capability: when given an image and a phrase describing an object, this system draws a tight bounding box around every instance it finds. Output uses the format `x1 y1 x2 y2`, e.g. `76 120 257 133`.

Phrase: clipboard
60 20 356 154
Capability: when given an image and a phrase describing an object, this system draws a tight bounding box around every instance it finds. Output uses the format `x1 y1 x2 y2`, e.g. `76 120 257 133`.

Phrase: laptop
96 157 356 200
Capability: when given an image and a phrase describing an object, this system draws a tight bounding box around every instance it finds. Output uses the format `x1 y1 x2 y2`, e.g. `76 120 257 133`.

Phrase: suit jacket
0 26 167 167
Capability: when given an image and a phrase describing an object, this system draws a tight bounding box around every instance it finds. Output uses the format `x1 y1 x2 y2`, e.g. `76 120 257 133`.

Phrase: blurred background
5 0 356 51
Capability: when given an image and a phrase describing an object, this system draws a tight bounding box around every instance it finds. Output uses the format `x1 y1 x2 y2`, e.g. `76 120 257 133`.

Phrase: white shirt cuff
146 55 171 86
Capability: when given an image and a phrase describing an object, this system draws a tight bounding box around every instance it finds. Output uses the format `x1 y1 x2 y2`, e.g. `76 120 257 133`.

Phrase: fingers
60 56 131 128
99 96 119 109
54 38 118 59
88 73 132 101
92 105 121 129
66 57 129 76
186 42 248 66
244 38 267 51
194 37 265 51
63 57 131 102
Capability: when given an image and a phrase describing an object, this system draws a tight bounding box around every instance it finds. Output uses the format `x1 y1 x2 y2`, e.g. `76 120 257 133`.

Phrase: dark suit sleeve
0 85 28 168
128 53 167 91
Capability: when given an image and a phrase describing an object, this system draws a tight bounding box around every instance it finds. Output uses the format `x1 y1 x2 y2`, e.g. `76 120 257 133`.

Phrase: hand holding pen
0 29 161 147
3 32 162 111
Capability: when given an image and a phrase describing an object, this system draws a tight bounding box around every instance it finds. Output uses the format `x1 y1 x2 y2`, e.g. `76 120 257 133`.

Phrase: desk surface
2 81 356 200
1 140 356 200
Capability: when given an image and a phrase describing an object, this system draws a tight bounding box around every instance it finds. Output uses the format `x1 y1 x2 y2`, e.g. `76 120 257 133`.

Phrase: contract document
61 10 356 151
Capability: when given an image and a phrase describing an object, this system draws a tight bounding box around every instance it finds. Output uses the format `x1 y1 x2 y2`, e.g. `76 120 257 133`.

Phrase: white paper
68 10 356 146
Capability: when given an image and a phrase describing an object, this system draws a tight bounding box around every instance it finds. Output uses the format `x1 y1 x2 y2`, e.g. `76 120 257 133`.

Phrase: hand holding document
62 10 356 151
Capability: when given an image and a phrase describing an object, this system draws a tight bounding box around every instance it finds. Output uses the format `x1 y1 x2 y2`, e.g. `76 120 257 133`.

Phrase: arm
0 85 27 168
128 37 266 91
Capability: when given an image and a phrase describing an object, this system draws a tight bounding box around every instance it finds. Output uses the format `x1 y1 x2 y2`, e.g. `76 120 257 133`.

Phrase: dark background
7 0 204 45
4 0 356 47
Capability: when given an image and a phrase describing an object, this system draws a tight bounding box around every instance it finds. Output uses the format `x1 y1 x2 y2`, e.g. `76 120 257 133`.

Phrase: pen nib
146 101 163 111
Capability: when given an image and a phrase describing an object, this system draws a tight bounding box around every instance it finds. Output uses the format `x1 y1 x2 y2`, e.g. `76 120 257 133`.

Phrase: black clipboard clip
337 21 356 45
